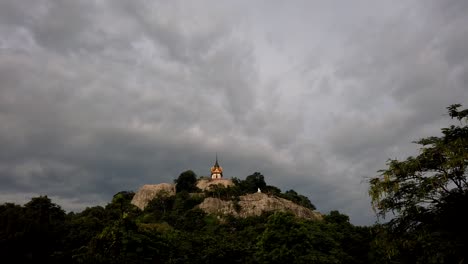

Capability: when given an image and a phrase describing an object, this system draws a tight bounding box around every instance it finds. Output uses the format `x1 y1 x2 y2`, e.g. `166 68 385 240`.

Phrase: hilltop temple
210 155 223 179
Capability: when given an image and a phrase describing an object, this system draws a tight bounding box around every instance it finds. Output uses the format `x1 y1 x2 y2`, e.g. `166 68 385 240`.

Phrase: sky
0 0 467 225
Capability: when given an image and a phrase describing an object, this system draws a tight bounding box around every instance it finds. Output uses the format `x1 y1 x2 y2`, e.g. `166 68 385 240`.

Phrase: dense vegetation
0 176 371 263
0 104 466 263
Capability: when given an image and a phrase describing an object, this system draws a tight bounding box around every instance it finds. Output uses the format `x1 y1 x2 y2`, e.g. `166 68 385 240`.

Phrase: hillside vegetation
131 172 321 220
0 172 372 263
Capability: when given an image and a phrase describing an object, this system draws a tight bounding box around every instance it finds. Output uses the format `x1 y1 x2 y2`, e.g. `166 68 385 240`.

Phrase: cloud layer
1 0 467 225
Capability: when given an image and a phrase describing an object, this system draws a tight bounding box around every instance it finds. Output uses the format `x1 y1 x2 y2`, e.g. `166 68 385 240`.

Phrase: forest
0 104 466 264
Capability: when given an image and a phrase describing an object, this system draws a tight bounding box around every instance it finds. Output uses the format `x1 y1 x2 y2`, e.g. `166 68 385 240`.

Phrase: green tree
86 217 168 263
63 206 110 261
175 170 199 193
240 172 267 193
324 211 372 264
103 191 140 225
0 203 27 261
264 185 282 195
280 189 316 210
143 193 175 222
22 196 67 262
256 212 341 264
369 104 468 263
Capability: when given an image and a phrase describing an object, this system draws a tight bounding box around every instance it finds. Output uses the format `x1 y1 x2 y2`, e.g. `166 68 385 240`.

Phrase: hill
131 177 322 220
198 192 322 220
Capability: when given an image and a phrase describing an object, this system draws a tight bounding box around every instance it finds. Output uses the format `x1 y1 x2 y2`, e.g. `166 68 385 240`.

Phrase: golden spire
210 153 223 179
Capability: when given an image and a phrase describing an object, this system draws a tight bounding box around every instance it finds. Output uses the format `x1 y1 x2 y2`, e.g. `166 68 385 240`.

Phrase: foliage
0 196 67 263
279 189 317 210
242 172 267 193
205 172 317 213
263 185 282 195
255 211 372 264
369 104 468 263
175 170 200 193
0 171 374 263
324 211 373 264
107 191 138 219
143 192 176 222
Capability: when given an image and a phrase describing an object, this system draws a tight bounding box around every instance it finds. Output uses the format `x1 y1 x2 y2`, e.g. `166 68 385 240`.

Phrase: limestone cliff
131 180 322 221
131 183 175 210
198 192 322 221
196 178 234 191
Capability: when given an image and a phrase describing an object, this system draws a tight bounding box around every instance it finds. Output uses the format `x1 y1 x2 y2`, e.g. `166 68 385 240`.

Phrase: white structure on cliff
210 155 223 179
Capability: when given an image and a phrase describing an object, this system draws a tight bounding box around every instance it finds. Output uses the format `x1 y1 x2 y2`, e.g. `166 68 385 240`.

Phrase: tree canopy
369 104 468 263
175 170 199 193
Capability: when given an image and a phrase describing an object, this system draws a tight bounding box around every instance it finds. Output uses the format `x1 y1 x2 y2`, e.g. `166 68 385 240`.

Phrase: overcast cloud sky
0 0 467 225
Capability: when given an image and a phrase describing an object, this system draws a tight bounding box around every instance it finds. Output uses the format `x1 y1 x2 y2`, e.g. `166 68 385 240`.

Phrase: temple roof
211 154 223 174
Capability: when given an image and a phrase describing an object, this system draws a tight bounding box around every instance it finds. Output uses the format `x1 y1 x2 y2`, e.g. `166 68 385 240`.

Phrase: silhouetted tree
241 172 267 193
175 170 199 193
369 104 468 263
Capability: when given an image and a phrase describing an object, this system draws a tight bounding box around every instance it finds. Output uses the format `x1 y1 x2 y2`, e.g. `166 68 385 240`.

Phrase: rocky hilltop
196 178 234 190
131 179 234 210
198 192 322 221
131 183 175 210
131 179 322 220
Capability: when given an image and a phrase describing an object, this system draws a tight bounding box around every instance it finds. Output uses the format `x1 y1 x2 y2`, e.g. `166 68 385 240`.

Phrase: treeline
0 174 375 264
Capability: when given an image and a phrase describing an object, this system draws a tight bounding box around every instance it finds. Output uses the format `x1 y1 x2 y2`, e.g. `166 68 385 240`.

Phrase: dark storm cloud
0 0 467 225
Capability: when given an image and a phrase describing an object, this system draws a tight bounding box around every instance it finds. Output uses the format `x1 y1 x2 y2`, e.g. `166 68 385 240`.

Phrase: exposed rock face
196 178 234 191
131 183 175 210
198 192 322 221
132 181 322 221
132 179 234 210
